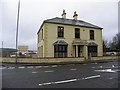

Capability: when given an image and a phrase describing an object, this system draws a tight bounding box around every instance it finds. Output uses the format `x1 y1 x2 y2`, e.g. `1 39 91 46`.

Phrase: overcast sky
0 0 119 50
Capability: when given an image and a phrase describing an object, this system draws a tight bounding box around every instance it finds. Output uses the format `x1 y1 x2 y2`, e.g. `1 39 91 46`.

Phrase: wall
44 23 103 57
38 24 45 57
1 56 119 63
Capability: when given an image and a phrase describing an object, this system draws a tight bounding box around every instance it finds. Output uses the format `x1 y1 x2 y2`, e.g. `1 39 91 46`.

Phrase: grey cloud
2 0 118 50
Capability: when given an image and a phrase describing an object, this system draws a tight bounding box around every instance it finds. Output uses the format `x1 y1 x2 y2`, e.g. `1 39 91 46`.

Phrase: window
90 30 94 40
42 29 43 39
54 45 67 58
88 46 97 57
58 26 64 38
75 28 80 38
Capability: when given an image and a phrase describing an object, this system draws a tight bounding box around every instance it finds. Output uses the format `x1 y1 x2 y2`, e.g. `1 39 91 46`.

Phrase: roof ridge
44 17 102 29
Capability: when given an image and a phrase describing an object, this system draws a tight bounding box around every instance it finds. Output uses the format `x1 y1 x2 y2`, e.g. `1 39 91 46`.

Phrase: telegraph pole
1 41 3 57
2 41 3 49
16 0 20 64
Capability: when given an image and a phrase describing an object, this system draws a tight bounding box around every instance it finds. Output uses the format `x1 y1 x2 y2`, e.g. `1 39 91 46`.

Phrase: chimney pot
61 9 66 19
73 11 78 20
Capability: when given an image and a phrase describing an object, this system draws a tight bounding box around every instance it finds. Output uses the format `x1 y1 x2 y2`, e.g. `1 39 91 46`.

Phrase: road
1 61 120 88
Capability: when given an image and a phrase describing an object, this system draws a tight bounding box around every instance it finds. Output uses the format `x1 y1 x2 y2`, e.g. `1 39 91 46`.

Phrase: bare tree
103 39 109 52
109 32 120 50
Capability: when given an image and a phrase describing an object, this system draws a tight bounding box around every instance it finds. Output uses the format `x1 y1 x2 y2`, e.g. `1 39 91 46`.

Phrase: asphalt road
1 61 120 88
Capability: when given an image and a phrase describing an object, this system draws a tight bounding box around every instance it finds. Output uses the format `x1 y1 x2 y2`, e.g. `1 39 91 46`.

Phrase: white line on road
0 67 6 69
32 71 38 74
35 66 42 68
70 69 77 71
43 66 49 68
54 79 77 84
27 66 34 68
108 77 113 80
51 65 57 67
91 67 95 69
99 66 103 68
94 69 116 73
44 70 54 73
38 75 100 86
83 75 100 80
8 67 15 69
112 65 115 68
18 67 25 69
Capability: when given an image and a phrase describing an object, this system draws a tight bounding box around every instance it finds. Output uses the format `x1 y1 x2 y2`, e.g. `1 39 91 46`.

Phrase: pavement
1 60 120 89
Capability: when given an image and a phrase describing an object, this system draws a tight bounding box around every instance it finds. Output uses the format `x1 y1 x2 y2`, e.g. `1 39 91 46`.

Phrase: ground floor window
54 45 67 58
88 46 97 57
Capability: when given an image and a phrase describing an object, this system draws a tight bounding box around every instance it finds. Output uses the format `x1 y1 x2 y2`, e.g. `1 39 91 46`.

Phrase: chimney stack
61 9 66 19
73 11 78 20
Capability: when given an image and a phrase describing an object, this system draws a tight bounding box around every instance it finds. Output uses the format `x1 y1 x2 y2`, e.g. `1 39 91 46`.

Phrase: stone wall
1 56 119 64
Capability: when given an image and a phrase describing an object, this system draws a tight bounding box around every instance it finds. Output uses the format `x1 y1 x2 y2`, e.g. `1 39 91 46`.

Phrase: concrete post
76 45 78 57
84 45 88 60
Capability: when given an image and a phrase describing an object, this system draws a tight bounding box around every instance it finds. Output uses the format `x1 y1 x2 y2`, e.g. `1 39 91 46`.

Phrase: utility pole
1 41 3 57
2 41 3 49
16 0 20 64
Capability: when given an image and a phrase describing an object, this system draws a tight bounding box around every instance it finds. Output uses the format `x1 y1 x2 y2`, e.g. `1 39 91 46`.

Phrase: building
0 48 16 57
18 45 28 54
37 10 103 59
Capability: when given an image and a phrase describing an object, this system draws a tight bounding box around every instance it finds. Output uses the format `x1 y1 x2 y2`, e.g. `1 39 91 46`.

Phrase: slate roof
44 17 103 29
38 17 102 34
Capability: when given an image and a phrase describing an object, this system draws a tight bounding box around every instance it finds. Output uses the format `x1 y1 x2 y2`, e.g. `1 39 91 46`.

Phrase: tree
103 39 109 53
109 32 120 50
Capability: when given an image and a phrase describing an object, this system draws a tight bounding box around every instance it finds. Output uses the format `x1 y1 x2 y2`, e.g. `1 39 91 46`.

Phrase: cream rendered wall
39 23 103 57
38 25 45 57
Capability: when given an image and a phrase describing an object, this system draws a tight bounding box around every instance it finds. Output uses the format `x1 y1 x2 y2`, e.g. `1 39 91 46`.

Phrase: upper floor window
90 30 94 40
75 28 80 38
42 29 43 39
58 26 64 38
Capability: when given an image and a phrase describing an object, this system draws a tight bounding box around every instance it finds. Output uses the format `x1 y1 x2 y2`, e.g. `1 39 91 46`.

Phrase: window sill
57 37 65 39
74 38 81 40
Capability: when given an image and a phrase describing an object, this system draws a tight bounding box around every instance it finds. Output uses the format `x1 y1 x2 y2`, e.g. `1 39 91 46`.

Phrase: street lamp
16 0 20 64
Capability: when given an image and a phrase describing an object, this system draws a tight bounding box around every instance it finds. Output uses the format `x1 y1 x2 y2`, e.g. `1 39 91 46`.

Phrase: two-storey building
37 10 103 59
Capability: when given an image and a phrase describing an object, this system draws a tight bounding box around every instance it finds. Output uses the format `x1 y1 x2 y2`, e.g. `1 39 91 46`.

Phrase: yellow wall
38 25 45 57
39 23 103 57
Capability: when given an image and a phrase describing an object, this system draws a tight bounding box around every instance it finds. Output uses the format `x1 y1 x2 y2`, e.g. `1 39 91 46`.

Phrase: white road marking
94 69 116 73
92 67 95 69
35 66 42 68
95 63 97 64
39 82 52 86
44 70 54 73
0 67 2 69
51 65 57 67
54 79 77 84
8 67 15 69
0 67 6 69
70 69 77 71
108 77 113 80
43 66 49 68
27 66 34 68
112 65 115 68
32 71 37 74
38 75 100 86
18 67 25 69
83 75 100 80
99 66 103 68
